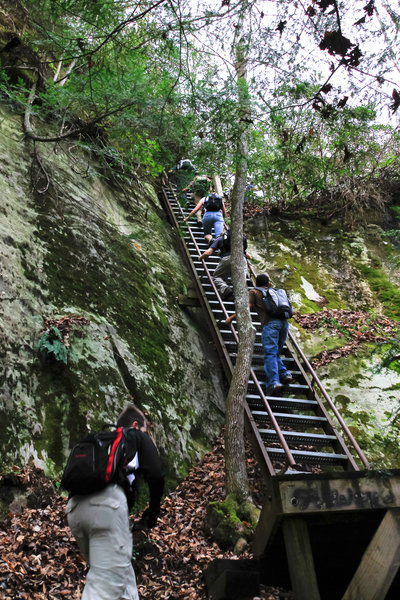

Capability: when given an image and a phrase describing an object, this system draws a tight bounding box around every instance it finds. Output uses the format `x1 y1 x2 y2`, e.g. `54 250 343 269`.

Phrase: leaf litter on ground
0 438 292 600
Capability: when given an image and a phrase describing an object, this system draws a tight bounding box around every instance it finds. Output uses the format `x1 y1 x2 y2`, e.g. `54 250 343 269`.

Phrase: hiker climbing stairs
160 177 369 477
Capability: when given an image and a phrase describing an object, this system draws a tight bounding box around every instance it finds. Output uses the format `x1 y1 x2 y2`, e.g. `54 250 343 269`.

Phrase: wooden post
282 517 320 600
342 508 400 600
213 174 224 197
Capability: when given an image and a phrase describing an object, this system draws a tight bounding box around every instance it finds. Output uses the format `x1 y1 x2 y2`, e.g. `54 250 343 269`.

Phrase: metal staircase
160 177 370 478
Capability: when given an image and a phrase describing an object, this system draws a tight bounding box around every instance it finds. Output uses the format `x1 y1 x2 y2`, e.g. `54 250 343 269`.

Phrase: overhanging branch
23 81 136 143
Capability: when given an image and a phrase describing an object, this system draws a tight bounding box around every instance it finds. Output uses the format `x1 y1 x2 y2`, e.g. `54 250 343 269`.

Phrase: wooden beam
213 174 223 197
342 508 400 600
282 517 320 600
177 294 200 307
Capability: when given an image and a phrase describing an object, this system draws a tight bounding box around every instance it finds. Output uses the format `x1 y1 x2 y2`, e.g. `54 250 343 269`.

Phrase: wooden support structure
282 517 320 600
253 470 400 600
342 508 400 600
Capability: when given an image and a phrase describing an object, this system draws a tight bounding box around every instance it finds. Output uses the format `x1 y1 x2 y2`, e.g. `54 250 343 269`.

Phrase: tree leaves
364 1 375 17
276 20 287 36
391 89 400 113
319 30 352 58
314 0 337 12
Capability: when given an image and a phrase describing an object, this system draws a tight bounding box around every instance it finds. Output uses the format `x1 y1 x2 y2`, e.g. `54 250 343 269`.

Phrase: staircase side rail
288 332 370 469
244 403 276 477
160 180 233 380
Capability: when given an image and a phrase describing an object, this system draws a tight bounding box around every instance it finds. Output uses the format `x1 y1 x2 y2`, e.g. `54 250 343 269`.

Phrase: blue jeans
261 319 290 392
202 211 225 238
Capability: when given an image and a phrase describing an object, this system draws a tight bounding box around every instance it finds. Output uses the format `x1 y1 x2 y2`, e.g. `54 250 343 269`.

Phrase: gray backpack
256 287 293 319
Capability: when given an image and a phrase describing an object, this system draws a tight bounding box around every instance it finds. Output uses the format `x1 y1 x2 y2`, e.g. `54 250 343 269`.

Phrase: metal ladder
160 177 370 477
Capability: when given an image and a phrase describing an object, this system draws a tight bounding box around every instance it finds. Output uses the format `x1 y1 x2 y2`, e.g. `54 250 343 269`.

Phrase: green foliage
37 327 69 364
0 0 203 173
318 316 352 339
376 339 400 374
248 91 399 210
357 259 400 320
1 0 395 189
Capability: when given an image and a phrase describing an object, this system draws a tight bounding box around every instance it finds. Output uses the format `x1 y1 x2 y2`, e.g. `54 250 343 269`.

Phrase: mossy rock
205 496 259 552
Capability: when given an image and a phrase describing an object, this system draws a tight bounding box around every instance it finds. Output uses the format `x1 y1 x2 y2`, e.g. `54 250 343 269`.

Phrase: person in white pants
66 405 164 600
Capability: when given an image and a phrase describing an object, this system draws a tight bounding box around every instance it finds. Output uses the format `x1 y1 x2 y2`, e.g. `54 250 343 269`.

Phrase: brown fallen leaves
39 314 90 349
0 439 290 600
294 308 400 368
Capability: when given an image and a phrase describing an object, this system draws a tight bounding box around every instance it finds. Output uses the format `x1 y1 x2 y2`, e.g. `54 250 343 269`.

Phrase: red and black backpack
61 427 136 495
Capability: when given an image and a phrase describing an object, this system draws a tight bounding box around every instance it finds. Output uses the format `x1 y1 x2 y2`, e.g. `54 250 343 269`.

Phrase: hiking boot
281 374 293 384
265 383 283 396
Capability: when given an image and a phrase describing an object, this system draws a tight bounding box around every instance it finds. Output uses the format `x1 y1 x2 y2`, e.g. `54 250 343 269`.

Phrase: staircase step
266 447 348 465
260 429 336 446
251 366 302 379
246 394 318 412
246 380 309 397
252 410 327 427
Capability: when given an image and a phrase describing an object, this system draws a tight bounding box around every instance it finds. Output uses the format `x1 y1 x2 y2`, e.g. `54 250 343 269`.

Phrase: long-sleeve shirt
122 428 164 513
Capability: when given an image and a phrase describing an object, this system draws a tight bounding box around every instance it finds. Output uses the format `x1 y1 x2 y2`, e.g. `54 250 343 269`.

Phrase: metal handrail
287 332 369 468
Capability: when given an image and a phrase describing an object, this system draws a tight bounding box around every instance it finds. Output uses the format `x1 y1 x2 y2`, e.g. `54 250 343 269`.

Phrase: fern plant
37 326 69 364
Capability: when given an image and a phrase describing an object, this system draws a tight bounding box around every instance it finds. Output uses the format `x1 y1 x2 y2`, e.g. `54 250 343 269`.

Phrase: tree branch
23 81 136 143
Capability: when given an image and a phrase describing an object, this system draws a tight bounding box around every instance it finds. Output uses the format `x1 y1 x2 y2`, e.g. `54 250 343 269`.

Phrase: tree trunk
224 9 255 503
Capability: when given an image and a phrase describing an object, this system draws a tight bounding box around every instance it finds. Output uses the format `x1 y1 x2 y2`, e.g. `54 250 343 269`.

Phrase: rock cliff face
0 101 226 483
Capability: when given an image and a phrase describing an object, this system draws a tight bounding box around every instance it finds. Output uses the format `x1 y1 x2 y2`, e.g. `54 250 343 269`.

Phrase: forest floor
0 436 293 600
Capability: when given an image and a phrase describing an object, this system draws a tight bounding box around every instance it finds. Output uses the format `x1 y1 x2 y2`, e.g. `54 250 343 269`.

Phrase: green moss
207 496 254 551
23 206 185 392
357 259 400 320
260 229 347 311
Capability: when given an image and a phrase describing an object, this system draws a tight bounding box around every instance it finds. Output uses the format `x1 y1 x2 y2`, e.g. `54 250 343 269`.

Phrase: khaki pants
66 484 139 600
212 254 232 297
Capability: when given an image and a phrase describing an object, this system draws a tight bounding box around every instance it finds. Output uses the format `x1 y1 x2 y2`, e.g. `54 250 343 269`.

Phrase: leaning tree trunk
224 12 255 504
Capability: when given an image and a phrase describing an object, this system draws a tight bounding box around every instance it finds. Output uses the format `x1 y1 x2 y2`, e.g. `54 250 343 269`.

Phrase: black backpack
61 427 136 496
256 287 294 319
204 193 223 211
219 230 247 253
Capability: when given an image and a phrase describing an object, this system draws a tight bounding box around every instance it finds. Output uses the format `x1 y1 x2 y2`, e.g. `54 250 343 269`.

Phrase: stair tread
252 410 327 424
260 429 336 442
266 447 348 462
246 395 317 408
